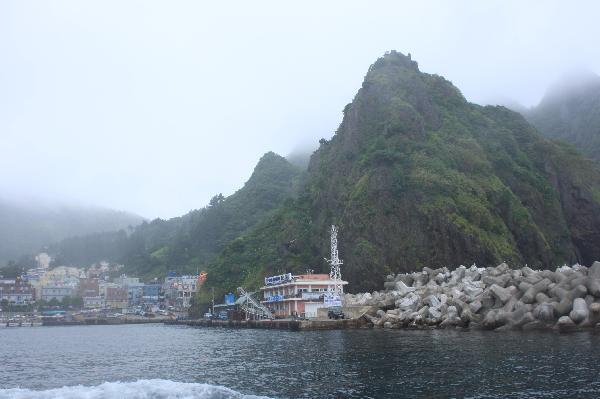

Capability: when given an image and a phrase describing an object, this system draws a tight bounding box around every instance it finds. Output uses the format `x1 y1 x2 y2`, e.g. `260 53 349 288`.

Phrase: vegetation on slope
0 200 144 267
204 51 600 299
526 71 600 165
45 52 600 310
49 152 304 280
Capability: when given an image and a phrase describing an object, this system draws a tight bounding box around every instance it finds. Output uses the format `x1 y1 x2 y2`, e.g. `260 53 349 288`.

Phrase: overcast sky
2 1 599 219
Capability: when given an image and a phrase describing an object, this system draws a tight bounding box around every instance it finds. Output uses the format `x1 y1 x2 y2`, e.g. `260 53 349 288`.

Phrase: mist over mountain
0 198 144 266
208 51 600 294
49 152 304 278
526 71 600 165
286 145 317 170
482 96 528 114
46 52 600 299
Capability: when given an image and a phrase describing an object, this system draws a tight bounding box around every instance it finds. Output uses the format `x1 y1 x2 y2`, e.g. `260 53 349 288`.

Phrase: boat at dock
0 317 44 327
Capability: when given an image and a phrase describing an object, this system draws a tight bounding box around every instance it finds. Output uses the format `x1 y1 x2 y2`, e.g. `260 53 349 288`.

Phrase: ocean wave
0 379 273 399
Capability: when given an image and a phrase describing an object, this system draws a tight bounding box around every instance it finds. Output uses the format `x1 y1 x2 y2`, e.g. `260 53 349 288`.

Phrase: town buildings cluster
0 253 202 312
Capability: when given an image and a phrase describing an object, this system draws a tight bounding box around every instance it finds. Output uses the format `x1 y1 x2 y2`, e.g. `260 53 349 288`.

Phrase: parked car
327 308 345 320
217 311 228 321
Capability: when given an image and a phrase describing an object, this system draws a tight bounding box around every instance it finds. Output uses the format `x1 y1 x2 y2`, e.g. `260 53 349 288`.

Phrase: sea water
1 324 600 398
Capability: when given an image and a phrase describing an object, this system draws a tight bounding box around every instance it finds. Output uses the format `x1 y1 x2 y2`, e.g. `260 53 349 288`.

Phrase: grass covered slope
210 51 600 294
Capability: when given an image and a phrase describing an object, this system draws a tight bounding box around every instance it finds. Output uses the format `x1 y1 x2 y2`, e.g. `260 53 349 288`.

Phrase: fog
2 1 599 219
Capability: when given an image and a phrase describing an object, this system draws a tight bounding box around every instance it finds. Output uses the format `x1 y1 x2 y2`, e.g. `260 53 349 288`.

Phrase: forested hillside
526 71 600 165
47 52 600 306
205 51 600 297
49 152 304 279
0 200 144 266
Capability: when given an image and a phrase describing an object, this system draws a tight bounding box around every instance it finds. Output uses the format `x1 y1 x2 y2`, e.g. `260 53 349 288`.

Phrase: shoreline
164 317 363 331
0 317 169 327
163 317 600 333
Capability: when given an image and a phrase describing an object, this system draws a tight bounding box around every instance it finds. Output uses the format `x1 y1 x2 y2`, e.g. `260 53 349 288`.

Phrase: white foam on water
0 379 273 399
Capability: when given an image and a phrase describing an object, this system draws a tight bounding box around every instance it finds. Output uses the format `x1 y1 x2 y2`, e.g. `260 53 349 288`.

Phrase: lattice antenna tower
328 225 344 297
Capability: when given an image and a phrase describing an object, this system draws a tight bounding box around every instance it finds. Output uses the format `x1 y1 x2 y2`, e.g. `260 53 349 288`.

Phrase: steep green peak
245 151 300 186
358 51 466 112
253 151 293 171
331 51 466 145
368 50 420 73
362 50 423 91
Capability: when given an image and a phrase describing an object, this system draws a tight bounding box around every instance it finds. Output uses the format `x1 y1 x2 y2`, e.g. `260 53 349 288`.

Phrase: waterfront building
24 267 46 283
105 287 128 309
41 266 84 284
79 278 101 308
78 278 99 297
114 275 145 306
142 283 162 305
23 270 45 300
99 281 117 297
41 283 75 302
83 296 104 309
0 278 35 305
163 274 201 309
260 272 348 318
38 266 82 303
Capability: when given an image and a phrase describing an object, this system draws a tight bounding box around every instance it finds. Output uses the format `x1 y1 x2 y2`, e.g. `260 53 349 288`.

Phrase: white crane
237 287 273 320
326 225 344 306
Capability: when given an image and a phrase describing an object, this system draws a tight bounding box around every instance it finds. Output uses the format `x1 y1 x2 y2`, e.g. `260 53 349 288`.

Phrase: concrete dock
42 317 169 326
164 305 375 331
164 317 365 331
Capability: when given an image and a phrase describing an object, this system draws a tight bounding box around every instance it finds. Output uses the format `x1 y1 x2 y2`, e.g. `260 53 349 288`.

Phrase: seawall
42 317 168 326
164 317 364 331
345 261 600 332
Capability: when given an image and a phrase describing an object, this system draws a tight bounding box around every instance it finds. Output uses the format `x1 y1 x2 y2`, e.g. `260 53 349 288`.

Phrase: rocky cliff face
49 52 600 300
299 51 600 291
215 51 600 294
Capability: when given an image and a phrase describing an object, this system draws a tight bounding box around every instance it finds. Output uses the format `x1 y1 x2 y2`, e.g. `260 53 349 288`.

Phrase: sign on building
324 293 342 307
264 273 293 286
301 292 322 300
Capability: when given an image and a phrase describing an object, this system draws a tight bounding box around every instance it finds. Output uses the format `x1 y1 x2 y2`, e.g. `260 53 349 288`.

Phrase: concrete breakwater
164 318 363 331
345 261 600 332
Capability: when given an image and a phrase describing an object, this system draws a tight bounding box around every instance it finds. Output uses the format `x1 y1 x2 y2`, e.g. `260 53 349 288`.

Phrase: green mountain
526 71 600 165
49 152 304 278
0 199 144 266
46 52 600 301
209 51 600 294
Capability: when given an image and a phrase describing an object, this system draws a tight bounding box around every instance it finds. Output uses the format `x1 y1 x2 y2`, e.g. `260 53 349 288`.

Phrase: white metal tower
327 225 344 300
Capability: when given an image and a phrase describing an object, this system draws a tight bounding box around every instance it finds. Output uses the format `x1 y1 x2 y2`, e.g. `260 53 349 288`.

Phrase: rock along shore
345 261 600 332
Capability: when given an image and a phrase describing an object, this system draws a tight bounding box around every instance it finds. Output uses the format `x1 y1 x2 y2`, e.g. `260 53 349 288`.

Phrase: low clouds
1 1 599 218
